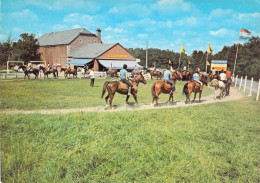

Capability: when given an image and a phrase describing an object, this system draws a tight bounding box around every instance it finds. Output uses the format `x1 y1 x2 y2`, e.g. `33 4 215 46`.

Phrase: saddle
193 81 201 90
118 82 129 91
163 81 173 90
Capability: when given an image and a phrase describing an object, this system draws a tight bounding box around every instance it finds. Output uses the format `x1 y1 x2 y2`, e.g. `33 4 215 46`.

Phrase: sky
1 0 260 55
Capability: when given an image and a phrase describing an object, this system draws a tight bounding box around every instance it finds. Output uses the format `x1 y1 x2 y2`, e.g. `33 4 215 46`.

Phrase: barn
38 28 102 67
68 43 143 71
38 27 142 71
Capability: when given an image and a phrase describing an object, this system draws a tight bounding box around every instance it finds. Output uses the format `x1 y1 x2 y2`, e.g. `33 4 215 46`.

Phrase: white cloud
64 13 93 24
53 24 68 31
209 28 234 37
72 25 82 29
209 9 233 19
12 27 23 33
104 26 125 33
108 4 151 17
238 12 260 19
158 0 183 5
0 34 7 41
10 9 38 20
174 17 199 27
137 34 148 38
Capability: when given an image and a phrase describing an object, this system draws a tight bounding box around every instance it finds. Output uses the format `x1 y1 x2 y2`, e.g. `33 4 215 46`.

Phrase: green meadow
1 78 259 182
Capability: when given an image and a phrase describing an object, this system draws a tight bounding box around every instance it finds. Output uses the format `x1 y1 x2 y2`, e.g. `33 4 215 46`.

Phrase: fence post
3 73 6 79
248 77 254 97
235 75 238 87
16 73 18 79
256 79 260 101
243 76 247 93
239 76 243 90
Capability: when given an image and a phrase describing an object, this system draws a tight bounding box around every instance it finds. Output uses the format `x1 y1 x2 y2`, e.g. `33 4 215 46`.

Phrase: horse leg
126 95 130 105
133 94 139 106
192 92 197 102
109 93 115 109
199 91 202 102
105 94 110 107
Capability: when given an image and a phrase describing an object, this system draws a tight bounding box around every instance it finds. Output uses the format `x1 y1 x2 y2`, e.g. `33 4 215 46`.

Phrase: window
80 39 82 43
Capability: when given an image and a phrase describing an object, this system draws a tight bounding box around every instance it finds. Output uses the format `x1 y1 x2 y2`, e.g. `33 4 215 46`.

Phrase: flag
168 59 172 64
239 28 251 39
207 61 210 66
181 44 187 54
207 44 214 55
188 61 191 65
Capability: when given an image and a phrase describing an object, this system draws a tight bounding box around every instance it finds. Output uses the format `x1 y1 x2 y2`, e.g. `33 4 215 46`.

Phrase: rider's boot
172 86 176 93
128 87 132 96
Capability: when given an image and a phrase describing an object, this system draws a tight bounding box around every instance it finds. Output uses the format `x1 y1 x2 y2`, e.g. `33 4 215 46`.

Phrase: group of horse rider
26 62 52 72
120 64 232 96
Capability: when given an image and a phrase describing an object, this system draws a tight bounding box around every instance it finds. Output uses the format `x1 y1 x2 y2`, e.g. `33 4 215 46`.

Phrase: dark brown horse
182 74 208 103
146 68 162 80
18 65 39 80
39 66 58 79
106 69 118 78
60 68 77 79
101 72 147 109
151 71 182 105
182 70 193 81
226 78 232 96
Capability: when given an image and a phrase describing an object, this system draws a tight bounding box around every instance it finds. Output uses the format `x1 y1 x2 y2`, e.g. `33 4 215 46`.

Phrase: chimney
96 28 101 41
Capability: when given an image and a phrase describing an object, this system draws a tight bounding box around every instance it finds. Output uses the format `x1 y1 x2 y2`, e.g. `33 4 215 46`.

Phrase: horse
101 72 147 109
209 79 226 100
181 70 193 81
209 71 218 81
151 71 182 105
18 65 39 80
226 78 232 96
39 66 58 79
182 74 208 103
145 68 162 80
106 69 118 78
60 68 77 79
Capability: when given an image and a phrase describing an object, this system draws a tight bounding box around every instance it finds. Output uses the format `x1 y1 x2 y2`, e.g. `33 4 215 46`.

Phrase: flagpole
233 36 240 77
178 52 182 69
206 51 209 73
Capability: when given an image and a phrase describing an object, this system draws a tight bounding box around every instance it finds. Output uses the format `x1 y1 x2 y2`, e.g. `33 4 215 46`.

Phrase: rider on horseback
27 62 32 72
67 64 71 72
193 67 203 90
219 70 227 89
47 63 51 71
163 65 175 93
120 64 133 96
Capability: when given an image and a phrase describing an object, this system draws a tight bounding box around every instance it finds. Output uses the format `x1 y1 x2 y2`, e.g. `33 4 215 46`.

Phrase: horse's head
201 75 208 86
135 72 147 84
39 65 45 71
209 79 219 87
172 71 182 80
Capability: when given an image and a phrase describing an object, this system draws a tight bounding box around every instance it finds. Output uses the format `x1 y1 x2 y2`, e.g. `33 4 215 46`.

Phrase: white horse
209 79 226 100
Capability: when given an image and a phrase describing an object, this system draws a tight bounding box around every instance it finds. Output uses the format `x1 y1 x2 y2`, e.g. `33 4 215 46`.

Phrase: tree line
127 37 260 80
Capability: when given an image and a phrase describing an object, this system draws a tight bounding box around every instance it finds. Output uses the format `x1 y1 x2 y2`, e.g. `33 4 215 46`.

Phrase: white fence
233 75 260 101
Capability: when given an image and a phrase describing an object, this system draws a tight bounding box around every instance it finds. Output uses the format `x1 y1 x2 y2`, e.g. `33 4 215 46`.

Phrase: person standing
120 64 133 96
163 65 175 93
89 68 95 87
226 68 231 80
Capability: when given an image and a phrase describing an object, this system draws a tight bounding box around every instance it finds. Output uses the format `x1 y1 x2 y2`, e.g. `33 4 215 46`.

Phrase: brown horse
226 78 232 96
151 71 182 105
39 66 58 79
182 74 208 103
60 68 77 79
146 68 162 80
18 65 39 80
106 69 118 78
182 70 193 81
209 71 218 81
101 72 147 109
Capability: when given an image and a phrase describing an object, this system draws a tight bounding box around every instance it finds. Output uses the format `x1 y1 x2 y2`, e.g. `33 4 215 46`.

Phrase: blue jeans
164 79 175 89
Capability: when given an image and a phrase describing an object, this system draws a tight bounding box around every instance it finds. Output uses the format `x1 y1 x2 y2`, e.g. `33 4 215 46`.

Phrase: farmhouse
38 28 142 71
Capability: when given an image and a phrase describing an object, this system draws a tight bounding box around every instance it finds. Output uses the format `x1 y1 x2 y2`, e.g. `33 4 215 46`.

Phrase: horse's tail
151 83 157 99
101 81 109 98
183 83 188 96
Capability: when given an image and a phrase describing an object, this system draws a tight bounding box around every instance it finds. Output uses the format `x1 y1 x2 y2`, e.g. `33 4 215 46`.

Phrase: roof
69 43 117 58
38 28 95 46
211 60 227 64
98 59 143 69
66 59 93 66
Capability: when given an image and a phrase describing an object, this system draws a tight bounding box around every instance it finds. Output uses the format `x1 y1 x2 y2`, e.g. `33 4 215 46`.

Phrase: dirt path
1 87 245 115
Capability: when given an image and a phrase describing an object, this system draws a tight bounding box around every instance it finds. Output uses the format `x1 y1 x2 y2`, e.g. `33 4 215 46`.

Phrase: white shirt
90 70 95 79
219 73 226 80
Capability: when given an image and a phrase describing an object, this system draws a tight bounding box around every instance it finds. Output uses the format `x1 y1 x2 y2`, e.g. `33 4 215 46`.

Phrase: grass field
0 78 213 110
1 78 259 182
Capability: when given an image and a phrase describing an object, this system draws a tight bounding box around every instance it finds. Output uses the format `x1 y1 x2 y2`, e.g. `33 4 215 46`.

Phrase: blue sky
1 0 260 54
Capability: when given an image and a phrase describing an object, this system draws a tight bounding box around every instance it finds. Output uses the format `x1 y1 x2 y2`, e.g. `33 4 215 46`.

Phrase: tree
15 33 41 63
0 34 13 67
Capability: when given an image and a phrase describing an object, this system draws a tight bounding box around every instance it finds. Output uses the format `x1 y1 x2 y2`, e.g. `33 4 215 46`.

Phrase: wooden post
16 73 18 79
256 79 260 101
243 76 247 93
3 73 6 79
235 75 238 87
239 76 243 90
248 77 254 97
178 52 182 69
